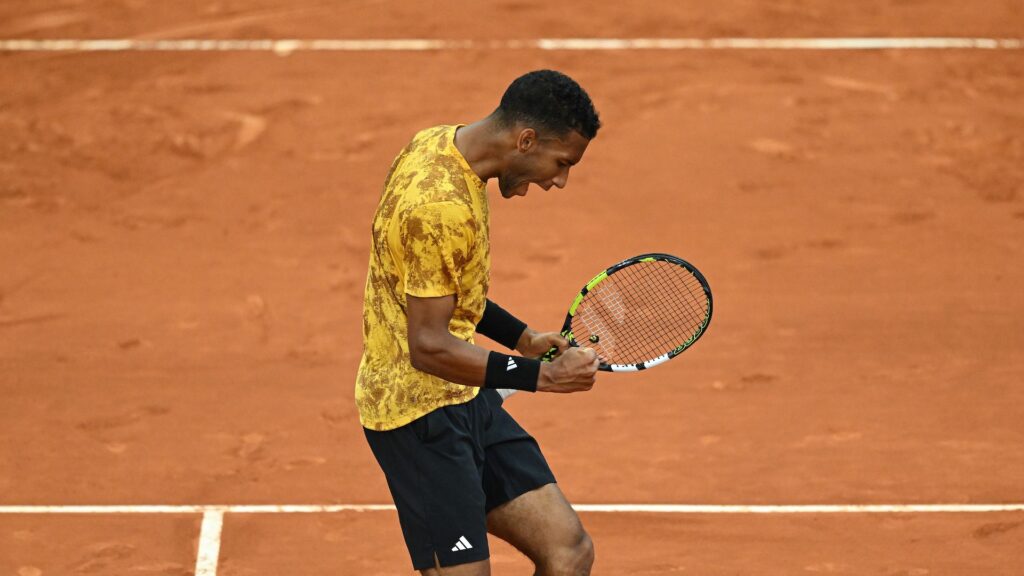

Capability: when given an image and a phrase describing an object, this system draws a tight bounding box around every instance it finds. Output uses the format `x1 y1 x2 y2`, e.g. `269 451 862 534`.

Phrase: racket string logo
576 305 616 357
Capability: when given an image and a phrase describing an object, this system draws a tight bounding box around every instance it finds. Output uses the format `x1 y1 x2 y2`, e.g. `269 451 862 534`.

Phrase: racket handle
540 346 559 362
541 328 580 362
540 338 581 362
541 344 611 373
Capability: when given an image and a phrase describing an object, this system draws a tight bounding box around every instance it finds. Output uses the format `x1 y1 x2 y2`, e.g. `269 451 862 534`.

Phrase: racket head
558 253 712 372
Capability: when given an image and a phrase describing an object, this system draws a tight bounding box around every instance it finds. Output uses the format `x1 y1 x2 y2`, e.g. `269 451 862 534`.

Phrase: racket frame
548 253 713 372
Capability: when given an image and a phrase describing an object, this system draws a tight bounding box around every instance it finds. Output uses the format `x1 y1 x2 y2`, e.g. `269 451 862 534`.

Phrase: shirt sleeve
401 202 476 298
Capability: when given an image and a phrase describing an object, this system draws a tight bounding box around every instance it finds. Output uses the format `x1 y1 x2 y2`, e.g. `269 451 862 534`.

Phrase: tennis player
356 70 602 575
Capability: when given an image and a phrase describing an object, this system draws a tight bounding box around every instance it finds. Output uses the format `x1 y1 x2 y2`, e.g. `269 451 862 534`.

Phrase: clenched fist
537 347 599 393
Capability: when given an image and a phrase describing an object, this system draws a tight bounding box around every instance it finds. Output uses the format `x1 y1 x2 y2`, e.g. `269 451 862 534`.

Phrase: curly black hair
495 70 601 140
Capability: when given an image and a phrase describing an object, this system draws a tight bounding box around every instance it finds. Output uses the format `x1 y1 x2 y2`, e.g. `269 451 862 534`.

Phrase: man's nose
553 169 569 189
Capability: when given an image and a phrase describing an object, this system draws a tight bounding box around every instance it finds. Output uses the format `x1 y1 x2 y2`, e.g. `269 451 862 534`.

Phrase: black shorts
364 389 556 570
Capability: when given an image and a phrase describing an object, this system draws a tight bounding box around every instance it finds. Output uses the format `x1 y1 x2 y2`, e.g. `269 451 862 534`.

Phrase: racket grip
540 335 579 363
540 346 559 363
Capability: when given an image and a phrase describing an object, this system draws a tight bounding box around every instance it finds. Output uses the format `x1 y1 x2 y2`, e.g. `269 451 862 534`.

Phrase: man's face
498 128 591 198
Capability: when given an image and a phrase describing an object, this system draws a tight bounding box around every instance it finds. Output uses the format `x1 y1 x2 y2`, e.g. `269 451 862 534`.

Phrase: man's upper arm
401 202 474 299
406 293 457 350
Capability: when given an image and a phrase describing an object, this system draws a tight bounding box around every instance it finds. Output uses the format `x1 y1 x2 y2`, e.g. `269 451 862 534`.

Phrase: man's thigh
364 403 490 571
486 483 587 561
480 390 557 512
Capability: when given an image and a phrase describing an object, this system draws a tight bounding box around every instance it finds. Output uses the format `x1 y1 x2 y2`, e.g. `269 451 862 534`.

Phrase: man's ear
516 128 537 153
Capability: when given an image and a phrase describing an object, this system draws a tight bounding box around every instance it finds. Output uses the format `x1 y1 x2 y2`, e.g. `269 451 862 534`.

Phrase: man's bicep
406 293 457 342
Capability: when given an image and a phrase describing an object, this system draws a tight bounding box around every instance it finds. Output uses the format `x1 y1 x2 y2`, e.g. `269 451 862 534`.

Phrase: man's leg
486 483 594 576
364 401 492 573
420 558 490 576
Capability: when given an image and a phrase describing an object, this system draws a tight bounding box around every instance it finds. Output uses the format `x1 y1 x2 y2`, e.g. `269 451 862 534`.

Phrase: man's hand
537 347 599 393
516 328 569 359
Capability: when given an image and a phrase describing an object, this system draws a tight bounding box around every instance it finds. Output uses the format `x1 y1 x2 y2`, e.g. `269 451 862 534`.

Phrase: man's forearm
408 330 490 387
409 330 542 393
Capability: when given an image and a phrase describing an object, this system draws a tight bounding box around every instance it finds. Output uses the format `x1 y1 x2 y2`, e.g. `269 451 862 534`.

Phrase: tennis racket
540 253 713 372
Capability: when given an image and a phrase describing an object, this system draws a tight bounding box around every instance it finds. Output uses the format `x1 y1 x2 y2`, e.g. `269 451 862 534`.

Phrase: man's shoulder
391 125 462 180
406 124 455 153
399 200 475 229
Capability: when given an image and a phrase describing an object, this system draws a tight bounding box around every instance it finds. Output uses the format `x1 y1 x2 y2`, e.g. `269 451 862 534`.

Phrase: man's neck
454 118 508 182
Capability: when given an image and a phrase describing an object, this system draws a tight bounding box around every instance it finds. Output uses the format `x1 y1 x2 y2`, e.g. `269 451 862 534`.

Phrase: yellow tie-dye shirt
356 125 490 431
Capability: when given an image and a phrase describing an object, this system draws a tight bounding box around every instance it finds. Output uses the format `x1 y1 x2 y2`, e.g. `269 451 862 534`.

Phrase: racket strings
572 260 710 365
585 270 704 360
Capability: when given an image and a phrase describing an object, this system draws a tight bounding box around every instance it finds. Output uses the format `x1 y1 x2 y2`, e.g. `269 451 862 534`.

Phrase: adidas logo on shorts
451 535 473 552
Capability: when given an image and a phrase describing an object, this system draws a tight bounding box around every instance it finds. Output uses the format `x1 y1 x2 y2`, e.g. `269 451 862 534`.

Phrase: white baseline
0 37 1022 54
1 503 1023 514
4 502 1018 576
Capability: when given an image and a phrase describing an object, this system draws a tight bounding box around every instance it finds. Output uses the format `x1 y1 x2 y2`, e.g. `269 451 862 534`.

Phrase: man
356 70 601 575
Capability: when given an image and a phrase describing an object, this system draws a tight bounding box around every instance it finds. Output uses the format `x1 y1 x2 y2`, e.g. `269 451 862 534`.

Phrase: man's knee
539 530 594 576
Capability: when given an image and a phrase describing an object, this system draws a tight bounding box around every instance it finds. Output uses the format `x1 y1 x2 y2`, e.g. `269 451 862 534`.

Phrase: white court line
3 504 1017 576
194 510 224 576
0 37 1022 54
2 503 1024 514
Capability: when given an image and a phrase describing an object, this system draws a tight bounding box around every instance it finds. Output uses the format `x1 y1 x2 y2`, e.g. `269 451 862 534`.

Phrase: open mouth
508 182 530 196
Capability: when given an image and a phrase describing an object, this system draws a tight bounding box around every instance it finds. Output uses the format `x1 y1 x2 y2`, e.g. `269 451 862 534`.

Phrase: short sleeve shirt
355 125 489 431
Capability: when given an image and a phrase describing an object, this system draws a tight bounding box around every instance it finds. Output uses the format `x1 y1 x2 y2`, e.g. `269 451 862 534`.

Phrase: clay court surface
2 1 1024 574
